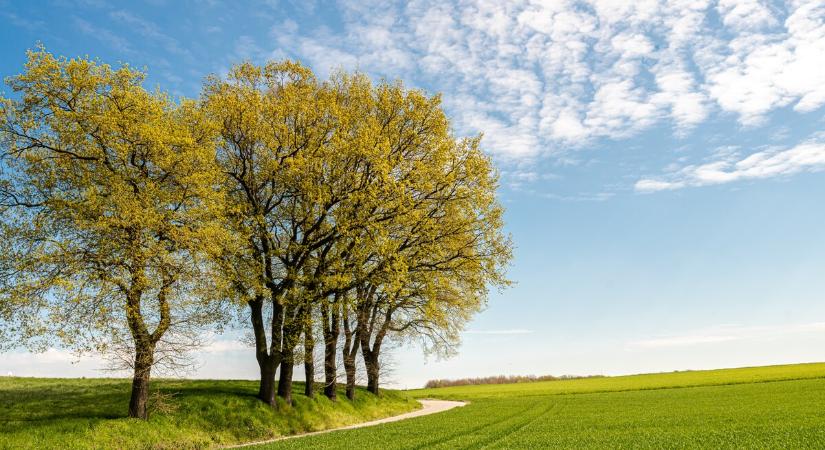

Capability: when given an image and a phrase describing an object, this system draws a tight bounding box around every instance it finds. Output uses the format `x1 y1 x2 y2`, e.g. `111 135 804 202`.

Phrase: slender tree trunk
277 302 302 405
303 308 315 398
322 299 340 400
128 342 154 419
344 353 357 400
342 303 359 400
358 298 390 397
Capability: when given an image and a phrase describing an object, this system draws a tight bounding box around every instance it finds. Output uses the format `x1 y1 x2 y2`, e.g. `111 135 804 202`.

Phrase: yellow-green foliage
0 378 418 450
0 47 234 355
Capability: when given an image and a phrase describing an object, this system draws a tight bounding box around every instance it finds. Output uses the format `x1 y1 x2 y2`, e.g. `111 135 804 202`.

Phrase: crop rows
258 366 825 449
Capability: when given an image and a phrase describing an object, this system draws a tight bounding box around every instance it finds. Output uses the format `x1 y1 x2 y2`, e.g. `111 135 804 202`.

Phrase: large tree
202 61 351 405
301 73 512 398
352 130 512 396
0 49 230 419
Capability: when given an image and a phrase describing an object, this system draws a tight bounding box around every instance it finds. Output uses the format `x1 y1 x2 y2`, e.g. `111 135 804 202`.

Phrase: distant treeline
424 374 604 388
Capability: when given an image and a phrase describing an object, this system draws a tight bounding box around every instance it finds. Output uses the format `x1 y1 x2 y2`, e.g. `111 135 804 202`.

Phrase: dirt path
224 399 466 449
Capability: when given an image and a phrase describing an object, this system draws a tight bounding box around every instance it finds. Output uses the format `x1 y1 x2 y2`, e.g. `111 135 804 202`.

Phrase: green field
0 378 417 449
255 362 825 449
4 363 825 449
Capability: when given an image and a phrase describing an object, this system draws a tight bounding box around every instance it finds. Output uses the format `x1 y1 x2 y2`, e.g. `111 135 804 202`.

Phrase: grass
253 362 825 449
0 377 418 449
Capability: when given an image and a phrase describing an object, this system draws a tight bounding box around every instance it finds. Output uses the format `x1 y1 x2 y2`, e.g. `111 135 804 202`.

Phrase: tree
304 73 512 397
202 61 345 405
0 49 230 419
347 89 511 396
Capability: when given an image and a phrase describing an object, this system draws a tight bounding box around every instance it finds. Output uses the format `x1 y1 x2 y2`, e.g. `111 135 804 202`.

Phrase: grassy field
255 362 825 449
0 378 418 449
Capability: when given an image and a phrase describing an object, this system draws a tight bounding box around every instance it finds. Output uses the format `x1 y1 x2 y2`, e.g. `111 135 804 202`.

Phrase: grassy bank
256 362 825 449
0 378 418 450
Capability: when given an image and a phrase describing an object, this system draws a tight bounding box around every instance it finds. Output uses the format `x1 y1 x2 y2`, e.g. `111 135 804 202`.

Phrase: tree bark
249 295 282 406
303 308 315 398
257 358 277 405
278 350 294 405
365 355 379 396
124 268 171 420
321 298 340 400
343 352 357 400
342 302 359 400
128 343 154 419
357 290 390 397
277 301 303 405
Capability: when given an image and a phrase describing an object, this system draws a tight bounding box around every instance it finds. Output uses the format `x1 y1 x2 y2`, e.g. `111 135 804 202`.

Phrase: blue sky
2 0 825 388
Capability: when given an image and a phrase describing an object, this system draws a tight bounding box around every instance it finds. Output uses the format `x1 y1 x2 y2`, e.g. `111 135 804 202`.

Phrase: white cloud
704 1 825 124
465 329 534 335
636 132 825 191
717 0 778 31
628 322 825 349
250 0 824 166
1 348 110 378
198 339 248 353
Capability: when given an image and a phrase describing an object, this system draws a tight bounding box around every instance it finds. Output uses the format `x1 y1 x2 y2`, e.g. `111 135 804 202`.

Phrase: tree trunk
363 351 380 396
277 302 303 405
257 359 277 405
342 303 360 401
303 309 315 398
128 343 154 419
344 354 357 400
357 295 391 398
249 296 281 406
321 300 340 400
124 275 165 420
278 350 294 405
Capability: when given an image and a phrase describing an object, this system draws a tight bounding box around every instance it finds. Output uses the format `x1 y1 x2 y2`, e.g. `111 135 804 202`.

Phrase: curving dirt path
224 399 466 449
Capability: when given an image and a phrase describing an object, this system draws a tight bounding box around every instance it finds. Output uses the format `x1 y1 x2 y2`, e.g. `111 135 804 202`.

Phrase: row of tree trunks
249 290 390 407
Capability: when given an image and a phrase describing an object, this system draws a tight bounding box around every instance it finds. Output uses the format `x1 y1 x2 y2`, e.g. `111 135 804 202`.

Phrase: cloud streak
465 329 534 335
636 133 825 192
628 322 825 349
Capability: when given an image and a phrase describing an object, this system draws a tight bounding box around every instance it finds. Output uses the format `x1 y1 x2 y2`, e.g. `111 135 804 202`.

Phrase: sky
1 0 825 389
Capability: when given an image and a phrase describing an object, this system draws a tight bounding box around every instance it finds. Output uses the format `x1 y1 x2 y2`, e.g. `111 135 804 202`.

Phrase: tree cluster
0 49 512 419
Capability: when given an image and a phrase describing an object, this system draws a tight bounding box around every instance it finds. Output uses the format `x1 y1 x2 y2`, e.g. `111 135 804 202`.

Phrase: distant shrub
424 374 604 389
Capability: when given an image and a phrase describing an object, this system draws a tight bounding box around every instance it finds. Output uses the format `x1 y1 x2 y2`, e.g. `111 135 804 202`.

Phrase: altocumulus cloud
260 0 825 164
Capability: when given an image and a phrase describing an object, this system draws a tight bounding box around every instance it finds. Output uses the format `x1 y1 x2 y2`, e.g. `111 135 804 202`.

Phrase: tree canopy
0 48 233 418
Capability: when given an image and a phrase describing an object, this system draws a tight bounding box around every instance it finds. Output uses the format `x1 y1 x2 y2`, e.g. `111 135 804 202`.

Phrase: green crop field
0 378 417 450
255 362 825 449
